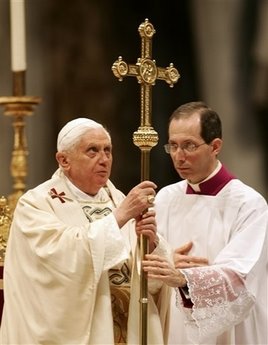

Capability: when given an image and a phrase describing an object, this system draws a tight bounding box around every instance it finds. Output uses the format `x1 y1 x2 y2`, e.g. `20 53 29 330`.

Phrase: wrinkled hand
174 241 209 268
136 210 158 253
142 254 186 288
114 180 157 228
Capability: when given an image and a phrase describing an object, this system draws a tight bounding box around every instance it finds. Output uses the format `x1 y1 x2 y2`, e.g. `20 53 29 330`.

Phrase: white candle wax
10 0 26 71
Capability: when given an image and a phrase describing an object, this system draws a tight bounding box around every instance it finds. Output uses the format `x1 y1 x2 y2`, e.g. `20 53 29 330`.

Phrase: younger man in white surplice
143 102 268 345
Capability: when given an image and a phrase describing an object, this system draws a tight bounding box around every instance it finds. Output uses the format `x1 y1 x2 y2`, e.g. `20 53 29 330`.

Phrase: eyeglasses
164 141 207 154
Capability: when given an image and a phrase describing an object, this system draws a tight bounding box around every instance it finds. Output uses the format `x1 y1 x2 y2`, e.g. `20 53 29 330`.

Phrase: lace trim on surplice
176 266 255 342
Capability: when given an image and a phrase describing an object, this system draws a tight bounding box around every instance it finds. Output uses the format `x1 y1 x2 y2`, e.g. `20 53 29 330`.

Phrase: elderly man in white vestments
0 118 171 345
143 101 268 345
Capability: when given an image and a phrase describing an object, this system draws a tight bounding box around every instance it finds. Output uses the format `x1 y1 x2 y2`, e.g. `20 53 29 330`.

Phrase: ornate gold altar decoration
0 72 41 261
0 196 12 290
0 197 12 264
112 18 180 345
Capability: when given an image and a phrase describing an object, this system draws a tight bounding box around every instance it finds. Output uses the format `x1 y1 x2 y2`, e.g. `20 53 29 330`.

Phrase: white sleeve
177 266 255 342
176 198 268 343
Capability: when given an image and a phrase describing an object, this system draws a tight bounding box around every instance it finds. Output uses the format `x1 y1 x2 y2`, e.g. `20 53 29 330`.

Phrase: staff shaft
140 149 150 344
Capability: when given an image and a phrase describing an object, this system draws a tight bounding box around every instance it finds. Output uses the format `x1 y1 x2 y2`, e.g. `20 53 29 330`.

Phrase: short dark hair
169 101 222 143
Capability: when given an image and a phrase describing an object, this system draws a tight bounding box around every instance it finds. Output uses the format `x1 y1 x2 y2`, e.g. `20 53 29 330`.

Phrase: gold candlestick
0 95 41 211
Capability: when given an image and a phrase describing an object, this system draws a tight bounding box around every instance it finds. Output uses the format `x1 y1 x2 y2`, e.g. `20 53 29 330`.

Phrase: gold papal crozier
112 18 180 345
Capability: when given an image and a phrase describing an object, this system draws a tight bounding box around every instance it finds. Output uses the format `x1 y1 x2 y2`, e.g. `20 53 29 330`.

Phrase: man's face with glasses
165 114 222 184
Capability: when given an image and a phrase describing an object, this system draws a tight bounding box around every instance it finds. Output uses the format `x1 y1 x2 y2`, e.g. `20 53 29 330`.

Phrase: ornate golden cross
112 18 180 345
112 19 180 155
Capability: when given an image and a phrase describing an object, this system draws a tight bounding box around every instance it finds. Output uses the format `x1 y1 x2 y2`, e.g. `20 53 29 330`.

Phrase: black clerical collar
186 164 236 195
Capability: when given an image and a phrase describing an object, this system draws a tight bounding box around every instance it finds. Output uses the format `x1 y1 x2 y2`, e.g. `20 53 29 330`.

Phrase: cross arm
112 56 180 87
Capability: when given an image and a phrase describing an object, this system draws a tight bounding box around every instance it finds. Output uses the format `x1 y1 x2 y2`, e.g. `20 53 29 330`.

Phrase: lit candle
10 0 26 71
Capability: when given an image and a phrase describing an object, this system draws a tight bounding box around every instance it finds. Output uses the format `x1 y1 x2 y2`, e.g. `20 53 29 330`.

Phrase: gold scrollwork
111 57 129 81
139 18 156 39
166 63 181 86
138 58 157 85
0 196 12 262
133 126 159 149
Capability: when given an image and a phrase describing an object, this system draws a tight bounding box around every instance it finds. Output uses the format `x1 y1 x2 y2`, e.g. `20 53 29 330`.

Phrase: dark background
0 0 267 196
41 0 198 192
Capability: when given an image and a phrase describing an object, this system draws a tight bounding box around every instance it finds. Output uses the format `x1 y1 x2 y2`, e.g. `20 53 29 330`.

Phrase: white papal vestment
155 167 268 345
0 169 171 344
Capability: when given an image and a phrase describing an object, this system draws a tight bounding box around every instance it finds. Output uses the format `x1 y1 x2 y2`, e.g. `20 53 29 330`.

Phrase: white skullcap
57 118 105 151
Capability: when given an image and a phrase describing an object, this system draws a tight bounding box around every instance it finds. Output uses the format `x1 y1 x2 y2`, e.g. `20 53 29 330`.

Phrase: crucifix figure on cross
112 18 180 345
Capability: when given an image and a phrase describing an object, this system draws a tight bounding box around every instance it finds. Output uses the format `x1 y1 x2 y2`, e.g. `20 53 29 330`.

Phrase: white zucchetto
57 118 105 151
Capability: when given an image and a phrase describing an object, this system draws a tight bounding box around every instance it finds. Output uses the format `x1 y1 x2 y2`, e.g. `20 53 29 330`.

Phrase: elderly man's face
59 127 113 195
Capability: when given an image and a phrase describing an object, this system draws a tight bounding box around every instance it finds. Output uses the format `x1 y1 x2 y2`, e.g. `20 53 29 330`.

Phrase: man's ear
56 152 69 168
211 138 223 156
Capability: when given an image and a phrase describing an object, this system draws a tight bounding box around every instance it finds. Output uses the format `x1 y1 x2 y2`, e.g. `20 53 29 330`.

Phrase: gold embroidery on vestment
109 263 131 345
79 189 131 344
